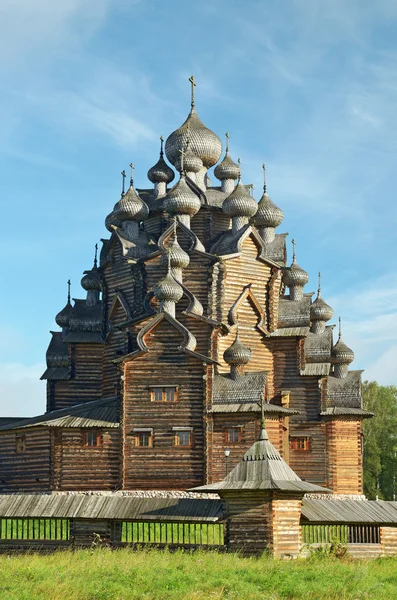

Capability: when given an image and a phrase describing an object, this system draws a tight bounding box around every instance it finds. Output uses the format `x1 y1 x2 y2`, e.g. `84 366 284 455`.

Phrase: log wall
271 494 302 558
380 527 397 556
122 318 207 489
0 429 51 492
326 418 363 494
222 491 272 554
52 429 120 491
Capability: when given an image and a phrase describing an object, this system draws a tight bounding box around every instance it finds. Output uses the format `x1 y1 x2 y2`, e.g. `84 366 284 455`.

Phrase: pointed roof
190 426 330 493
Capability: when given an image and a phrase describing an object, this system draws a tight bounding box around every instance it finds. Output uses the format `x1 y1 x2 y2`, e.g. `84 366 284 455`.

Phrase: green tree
362 381 397 500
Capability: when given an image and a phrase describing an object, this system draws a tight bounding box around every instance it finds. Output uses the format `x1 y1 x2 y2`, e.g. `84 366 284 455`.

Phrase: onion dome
166 77 222 168
332 318 354 365
163 176 201 217
166 108 222 169
223 334 252 365
81 267 101 292
175 140 203 174
283 240 309 288
161 236 190 270
112 182 149 223
56 302 73 328
105 210 122 232
254 165 284 228
214 134 240 181
154 272 183 303
223 181 258 219
147 137 175 184
56 280 73 328
310 274 333 322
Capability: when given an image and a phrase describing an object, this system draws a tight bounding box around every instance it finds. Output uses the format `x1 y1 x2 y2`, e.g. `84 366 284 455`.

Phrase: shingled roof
190 426 330 493
0 397 119 432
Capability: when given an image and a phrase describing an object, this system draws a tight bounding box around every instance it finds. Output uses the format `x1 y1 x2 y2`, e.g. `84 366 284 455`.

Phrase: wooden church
0 78 371 495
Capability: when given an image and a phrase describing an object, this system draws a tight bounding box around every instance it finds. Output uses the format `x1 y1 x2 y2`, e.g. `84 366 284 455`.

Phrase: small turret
310 273 333 334
163 173 201 228
253 164 284 243
222 163 258 234
154 249 184 318
160 227 190 283
55 280 73 335
283 239 309 301
214 133 241 194
147 136 175 198
331 317 354 379
81 244 101 306
223 333 252 380
106 166 149 241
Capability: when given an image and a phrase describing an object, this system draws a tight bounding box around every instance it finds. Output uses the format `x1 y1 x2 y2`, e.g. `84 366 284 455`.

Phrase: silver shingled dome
112 183 149 223
254 191 284 228
223 182 258 219
147 156 175 184
165 108 222 169
223 334 252 365
161 237 190 270
214 153 241 181
310 293 333 322
331 338 354 365
163 176 201 217
154 272 184 303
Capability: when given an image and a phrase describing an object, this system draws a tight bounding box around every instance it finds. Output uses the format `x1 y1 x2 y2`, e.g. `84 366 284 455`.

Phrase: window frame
173 428 194 448
224 428 242 444
134 431 153 448
83 430 102 448
15 434 26 454
150 386 179 403
290 436 311 452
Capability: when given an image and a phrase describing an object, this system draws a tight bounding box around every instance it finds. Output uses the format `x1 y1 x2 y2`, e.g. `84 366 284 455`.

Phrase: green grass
0 549 396 599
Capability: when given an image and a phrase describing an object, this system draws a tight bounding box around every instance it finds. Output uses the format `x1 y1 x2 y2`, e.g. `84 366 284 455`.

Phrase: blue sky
1 0 397 416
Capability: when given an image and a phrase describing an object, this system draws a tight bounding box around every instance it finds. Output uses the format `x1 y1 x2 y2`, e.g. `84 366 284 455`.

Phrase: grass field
0 549 396 599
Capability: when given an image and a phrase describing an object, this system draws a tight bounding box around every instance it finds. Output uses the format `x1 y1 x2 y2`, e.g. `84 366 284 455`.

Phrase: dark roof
0 397 119 432
269 326 310 337
0 494 223 523
212 372 267 404
300 363 330 377
277 296 311 329
191 427 330 494
41 332 71 380
0 418 28 426
67 299 103 337
326 370 363 409
63 332 104 344
262 233 287 265
304 327 333 363
302 498 397 524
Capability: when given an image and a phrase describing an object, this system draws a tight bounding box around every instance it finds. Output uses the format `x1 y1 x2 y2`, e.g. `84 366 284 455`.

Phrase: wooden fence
302 524 380 545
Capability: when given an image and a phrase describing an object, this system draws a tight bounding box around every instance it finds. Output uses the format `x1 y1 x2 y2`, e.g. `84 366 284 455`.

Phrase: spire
225 132 230 154
94 244 98 268
257 393 268 439
292 238 296 264
189 75 196 108
160 135 164 157
55 279 73 329
121 170 126 196
67 279 71 304
310 272 333 333
237 158 241 183
318 271 321 296
262 163 267 193
338 316 342 340
129 162 134 187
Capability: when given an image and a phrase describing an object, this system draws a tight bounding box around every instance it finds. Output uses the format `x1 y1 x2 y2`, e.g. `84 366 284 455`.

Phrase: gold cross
189 75 196 107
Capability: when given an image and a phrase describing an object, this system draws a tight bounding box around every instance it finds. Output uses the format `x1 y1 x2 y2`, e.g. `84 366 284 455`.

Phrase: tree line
363 381 397 500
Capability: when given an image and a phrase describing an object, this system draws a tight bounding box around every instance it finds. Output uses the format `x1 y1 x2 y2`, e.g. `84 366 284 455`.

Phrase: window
83 431 102 447
15 435 26 453
225 428 241 444
151 386 178 402
134 431 153 447
291 437 310 451
173 429 193 447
